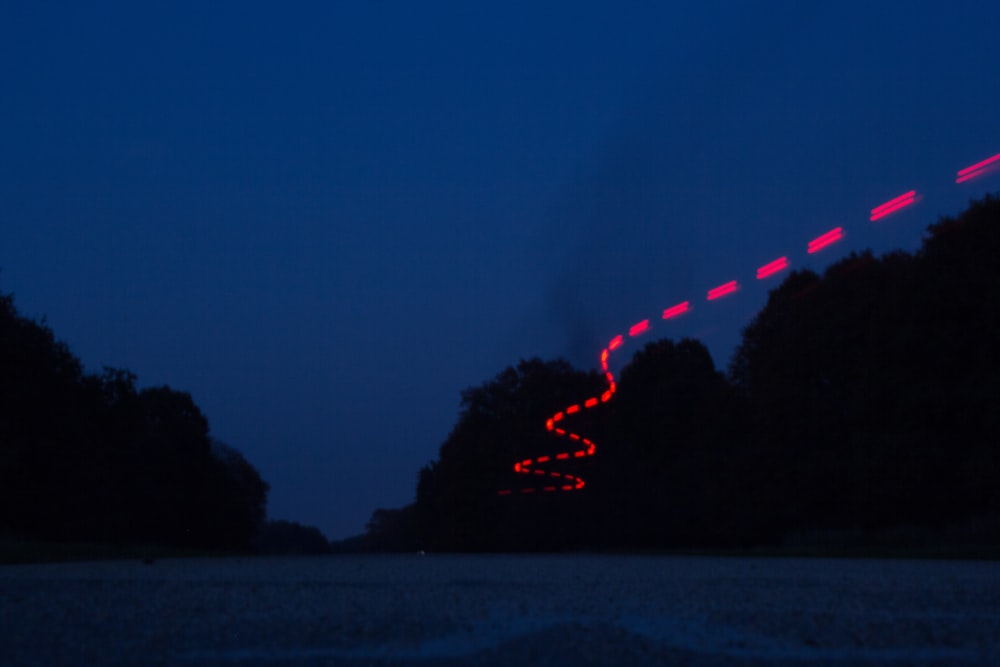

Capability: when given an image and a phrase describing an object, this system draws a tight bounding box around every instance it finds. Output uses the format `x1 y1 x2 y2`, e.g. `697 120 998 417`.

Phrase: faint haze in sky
2 1 999 538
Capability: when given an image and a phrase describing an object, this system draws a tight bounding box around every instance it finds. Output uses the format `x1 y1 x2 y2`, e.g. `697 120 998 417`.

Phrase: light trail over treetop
499 148 997 496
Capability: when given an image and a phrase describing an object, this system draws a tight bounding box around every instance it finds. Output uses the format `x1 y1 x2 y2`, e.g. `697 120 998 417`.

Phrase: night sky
3 2 999 539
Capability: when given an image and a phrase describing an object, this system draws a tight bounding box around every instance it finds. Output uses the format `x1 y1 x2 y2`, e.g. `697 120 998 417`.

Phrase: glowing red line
504 316 619 493
707 281 738 300
808 227 843 254
662 301 689 320
957 153 1000 178
756 257 788 279
871 198 915 221
870 191 916 221
629 319 650 337
871 190 916 215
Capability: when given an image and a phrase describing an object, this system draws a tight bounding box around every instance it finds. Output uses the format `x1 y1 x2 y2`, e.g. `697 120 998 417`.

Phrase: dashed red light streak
629 319 650 337
870 190 917 221
499 149 992 496
662 301 689 320
956 153 1000 183
756 257 788 279
807 227 843 254
707 281 739 301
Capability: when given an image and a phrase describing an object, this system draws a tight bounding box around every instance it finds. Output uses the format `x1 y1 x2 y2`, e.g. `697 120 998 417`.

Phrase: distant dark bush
254 519 330 555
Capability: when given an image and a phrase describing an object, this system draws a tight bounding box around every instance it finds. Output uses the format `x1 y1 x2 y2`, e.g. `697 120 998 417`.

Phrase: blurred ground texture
1 555 998 666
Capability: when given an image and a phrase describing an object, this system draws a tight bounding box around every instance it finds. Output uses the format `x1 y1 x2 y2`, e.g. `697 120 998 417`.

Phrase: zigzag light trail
498 150 999 496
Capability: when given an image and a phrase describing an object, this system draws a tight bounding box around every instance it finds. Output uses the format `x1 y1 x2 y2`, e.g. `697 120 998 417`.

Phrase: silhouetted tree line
0 298 268 550
361 194 1000 552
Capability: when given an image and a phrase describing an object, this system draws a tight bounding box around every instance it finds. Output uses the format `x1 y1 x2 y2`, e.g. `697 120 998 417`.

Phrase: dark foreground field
1 555 998 666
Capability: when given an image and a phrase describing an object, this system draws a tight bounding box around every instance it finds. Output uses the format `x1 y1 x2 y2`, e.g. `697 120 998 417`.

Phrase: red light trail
498 149 997 496
707 281 739 301
957 153 1000 183
807 227 843 254
629 319 650 337
756 257 789 280
662 301 690 320
870 191 917 221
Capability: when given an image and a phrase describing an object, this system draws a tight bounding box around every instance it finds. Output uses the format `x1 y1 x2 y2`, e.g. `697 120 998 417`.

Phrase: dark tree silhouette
254 519 330 555
0 291 270 551
208 440 270 550
598 338 747 548
730 194 1000 541
363 505 420 552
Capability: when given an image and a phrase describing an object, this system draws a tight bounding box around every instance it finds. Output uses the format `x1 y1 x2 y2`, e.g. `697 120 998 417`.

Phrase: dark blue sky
3 2 998 539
